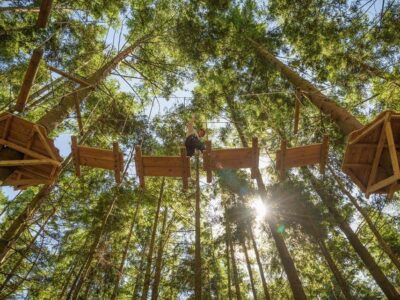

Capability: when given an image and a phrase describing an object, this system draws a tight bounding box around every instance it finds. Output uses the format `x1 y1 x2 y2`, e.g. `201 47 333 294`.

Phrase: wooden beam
36 0 53 28
34 125 58 161
0 138 60 166
2 115 12 140
0 159 55 167
319 136 329 175
367 116 388 190
366 175 397 194
349 117 384 145
48 65 91 86
15 48 44 112
181 147 188 190
385 120 400 178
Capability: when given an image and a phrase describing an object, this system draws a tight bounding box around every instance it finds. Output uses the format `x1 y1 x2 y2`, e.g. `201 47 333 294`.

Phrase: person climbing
185 114 206 157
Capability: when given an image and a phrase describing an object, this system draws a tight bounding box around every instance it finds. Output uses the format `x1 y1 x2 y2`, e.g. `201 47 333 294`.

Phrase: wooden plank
36 0 53 28
205 140 212 183
349 117 384 145
71 136 80 177
0 159 55 167
34 125 58 160
209 157 254 170
143 166 182 177
15 48 44 112
0 138 60 166
385 120 400 178
113 143 121 184
142 156 182 167
48 65 91 86
210 148 252 161
79 156 114 169
319 136 329 175
2 115 12 140
367 117 387 190
366 175 397 194
181 147 188 190
342 167 367 192
78 146 114 160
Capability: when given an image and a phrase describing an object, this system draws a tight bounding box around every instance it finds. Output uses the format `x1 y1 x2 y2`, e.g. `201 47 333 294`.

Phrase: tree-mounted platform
203 137 259 183
134 146 190 190
71 136 124 184
342 111 400 198
0 112 62 189
276 136 329 180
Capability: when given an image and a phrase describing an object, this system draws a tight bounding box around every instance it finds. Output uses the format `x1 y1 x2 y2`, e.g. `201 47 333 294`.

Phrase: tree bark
225 227 233 300
241 238 258 300
141 178 165 300
229 239 241 300
248 225 271 300
151 207 169 300
306 170 399 299
249 39 362 135
195 153 202 300
111 194 142 300
70 190 120 300
226 95 306 299
330 166 400 272
132 237 150 300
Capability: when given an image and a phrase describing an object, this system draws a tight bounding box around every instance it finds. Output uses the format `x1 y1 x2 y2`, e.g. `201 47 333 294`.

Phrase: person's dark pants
185 135 205 157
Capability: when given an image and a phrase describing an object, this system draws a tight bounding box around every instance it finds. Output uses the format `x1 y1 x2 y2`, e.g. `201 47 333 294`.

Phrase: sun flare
251 196 268 221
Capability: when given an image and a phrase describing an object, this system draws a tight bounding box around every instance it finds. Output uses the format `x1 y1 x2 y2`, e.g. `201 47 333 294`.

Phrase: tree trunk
316 237 354 300
241 238 258 300
195 153 202 300
255 171 307 300
225 95 306 299
151 207 169 300
306 170 399 299
225 228 233 300
111 194 142 300
0 208 55 293
330 166 400 272
229 239 241 300
70 190 120 300
141 178 165 300
132 237 150 300
248 225 271 300
249 39 362 135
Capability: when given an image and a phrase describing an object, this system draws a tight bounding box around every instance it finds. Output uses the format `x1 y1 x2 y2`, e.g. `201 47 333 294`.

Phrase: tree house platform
276 136 329 180
134 146 190 190
342 111 400 198
71 136 124 184
0 112 62 189
203 137 259 183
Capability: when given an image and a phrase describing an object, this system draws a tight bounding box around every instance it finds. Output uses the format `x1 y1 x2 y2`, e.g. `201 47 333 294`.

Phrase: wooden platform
134 146 190 190
203 137 259 183
71 137 124 184
276 136 329 180
342 111 400 198
0 112 62 189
